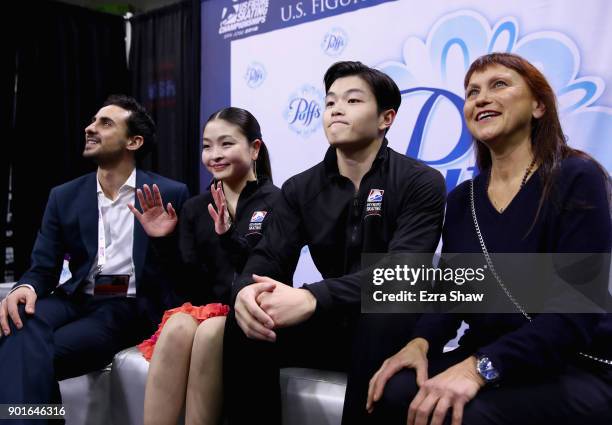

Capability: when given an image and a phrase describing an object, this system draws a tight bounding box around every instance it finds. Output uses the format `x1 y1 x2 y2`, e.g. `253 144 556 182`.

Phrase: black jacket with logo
155 177 279 306
233 140 446 313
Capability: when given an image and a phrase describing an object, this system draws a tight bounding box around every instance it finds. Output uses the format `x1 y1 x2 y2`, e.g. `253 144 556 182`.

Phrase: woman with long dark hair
365 53 612 425
130 107 278 425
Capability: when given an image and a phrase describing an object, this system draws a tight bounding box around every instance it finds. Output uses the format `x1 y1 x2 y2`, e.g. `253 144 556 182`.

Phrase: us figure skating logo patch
366 189 384 216
248 211 267 231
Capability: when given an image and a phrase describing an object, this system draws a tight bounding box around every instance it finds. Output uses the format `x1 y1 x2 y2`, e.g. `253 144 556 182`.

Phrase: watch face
477 356 500 382
482 367 500 381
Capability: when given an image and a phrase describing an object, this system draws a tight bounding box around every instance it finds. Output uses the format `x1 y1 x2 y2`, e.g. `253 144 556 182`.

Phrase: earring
253 160 258 179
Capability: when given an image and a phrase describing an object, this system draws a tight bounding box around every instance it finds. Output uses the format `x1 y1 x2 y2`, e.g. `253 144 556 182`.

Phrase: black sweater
413 156 612 378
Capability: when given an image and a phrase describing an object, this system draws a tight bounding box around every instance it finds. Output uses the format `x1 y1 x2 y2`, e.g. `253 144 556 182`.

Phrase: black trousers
223 310 421 425
0 292 145 424
370 346 612 425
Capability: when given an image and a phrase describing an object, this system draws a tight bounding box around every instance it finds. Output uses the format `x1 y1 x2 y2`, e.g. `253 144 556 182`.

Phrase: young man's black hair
324 61 402 114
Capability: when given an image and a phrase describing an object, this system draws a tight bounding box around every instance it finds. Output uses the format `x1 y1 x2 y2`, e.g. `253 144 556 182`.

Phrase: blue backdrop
200 0 612 282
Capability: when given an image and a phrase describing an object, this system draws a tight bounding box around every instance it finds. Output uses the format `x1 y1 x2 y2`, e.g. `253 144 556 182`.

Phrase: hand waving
129 184 178 237
207 182 232 235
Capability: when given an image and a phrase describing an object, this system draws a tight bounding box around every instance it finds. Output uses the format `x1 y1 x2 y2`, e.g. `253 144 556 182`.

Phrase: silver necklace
470 179 612 366
487 157 537 213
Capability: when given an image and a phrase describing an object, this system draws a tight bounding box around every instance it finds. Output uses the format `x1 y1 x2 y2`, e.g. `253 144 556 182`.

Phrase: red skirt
137 302 230 361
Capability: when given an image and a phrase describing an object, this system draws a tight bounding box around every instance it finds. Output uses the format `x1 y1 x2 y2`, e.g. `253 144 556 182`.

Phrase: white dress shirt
82 169 137 297
10 170 139 298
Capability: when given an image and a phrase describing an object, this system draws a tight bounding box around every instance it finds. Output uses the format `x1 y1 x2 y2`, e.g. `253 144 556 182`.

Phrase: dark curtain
0 19 17 281
9 1 129 278
129 0 201 195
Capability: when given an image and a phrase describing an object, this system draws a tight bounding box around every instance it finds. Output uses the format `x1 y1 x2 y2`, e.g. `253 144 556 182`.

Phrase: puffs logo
321 27 348 57
284 85 324 137
245 62 266 88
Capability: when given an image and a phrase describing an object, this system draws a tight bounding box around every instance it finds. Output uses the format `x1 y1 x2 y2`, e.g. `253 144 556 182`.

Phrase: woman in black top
365 53 611 425
130 107 279 425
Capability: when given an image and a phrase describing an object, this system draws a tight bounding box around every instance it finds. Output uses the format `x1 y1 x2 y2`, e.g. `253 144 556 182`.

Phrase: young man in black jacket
223 61 446 425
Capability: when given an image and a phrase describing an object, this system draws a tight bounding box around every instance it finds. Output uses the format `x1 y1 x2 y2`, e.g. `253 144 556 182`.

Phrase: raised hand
207 182 232 235
128 184 178 237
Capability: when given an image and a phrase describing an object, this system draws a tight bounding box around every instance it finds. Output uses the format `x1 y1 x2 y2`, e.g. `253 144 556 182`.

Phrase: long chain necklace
488 157 537 213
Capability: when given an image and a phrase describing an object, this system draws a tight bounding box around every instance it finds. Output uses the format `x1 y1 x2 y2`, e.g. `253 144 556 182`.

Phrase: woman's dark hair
324 61 401 136
102 94 156 158
205 107 272 182
464 53 609 225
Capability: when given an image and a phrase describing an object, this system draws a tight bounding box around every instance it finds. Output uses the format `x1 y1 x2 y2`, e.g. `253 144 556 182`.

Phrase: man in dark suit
0 95 189 410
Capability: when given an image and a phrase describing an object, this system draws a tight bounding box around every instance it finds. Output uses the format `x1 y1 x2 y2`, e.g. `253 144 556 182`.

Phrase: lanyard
97 204 106 273
95 188 136 279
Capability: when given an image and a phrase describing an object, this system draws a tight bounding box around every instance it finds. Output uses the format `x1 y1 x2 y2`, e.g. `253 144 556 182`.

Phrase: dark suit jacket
15 169 190 329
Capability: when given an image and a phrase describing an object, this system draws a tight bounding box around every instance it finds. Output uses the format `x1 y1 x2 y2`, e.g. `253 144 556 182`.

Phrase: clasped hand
234 275 316 342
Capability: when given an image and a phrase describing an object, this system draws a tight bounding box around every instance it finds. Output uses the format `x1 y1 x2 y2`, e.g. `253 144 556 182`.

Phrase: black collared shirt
234 139 446 312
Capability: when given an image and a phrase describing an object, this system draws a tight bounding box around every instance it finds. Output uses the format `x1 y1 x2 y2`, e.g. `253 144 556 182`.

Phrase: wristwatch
476 354 500 384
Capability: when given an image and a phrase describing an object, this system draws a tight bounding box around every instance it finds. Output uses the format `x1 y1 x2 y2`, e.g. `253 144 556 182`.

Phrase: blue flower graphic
378 10 612 174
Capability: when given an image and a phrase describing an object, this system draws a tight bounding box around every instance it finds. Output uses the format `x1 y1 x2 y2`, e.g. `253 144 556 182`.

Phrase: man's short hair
102 94 156 158
324 61 402 114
